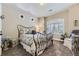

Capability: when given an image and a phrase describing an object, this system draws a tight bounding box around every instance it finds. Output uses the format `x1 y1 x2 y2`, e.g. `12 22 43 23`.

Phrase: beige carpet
2 40 73 56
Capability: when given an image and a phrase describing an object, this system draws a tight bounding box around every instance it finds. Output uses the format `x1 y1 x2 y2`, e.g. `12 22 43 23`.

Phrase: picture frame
74 20 78 27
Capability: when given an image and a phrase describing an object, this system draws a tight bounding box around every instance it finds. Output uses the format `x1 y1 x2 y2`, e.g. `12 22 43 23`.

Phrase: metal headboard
17 25 36 38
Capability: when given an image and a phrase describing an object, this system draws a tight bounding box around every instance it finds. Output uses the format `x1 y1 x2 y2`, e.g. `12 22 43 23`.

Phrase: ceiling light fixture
48 9 53 12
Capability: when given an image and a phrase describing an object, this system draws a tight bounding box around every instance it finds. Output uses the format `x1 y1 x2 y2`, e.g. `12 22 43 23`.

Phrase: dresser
64 38 72 50
64 34 79 55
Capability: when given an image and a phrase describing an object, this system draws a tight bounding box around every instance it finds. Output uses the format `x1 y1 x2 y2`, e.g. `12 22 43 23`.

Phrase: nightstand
2 37 18 51
11 39 18 47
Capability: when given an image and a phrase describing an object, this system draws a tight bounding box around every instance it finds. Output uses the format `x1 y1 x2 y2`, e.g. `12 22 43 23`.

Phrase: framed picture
74 20 78 27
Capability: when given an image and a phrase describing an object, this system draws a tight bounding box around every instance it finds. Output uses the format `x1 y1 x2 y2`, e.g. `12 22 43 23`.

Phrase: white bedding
21 34 33 46
20 33 47 55
17 25 53 55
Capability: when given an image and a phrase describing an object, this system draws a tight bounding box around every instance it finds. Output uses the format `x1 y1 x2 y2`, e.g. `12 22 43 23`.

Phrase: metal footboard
17 25 53 56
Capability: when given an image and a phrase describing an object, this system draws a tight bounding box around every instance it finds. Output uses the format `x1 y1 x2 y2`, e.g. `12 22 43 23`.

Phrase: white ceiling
15 3 75 17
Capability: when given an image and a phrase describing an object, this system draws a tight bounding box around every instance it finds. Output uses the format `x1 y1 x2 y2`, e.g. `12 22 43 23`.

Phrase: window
47 18 64 34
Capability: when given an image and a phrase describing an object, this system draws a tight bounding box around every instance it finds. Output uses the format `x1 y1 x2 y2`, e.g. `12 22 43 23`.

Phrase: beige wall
46 10 69 33
68 4 79 33
46 4 79 34
2 4 79 40
36 17 44 33
2 4 37 39
0 4 2 31
0 3 2 55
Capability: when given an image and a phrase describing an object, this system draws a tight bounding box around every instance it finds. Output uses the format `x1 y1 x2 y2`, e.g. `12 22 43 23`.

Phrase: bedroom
0 3 79 56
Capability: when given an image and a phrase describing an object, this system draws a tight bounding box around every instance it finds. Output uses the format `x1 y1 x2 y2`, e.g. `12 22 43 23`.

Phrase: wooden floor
2 40 73 56
41 40 73 56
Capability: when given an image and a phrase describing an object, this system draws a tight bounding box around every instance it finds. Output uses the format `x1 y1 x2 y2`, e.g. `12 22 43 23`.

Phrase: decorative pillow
24 27 36 34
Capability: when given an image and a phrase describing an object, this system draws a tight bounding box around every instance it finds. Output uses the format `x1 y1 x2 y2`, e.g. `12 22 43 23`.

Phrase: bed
17 25 53 56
